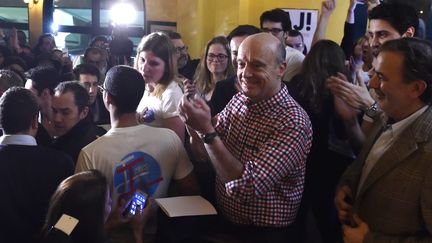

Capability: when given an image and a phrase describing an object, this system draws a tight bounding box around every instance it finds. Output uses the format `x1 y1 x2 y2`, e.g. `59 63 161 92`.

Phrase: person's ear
103 92 115 111
277 61 287 77
402 26 415 38
41 88 51 98
282 31 288 40
31 114 39 130
410 80 427 99
79 106 89 120
28 114 39 137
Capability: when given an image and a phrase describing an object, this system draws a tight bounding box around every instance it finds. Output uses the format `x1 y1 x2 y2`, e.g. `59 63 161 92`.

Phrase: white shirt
357 105 429 193
282 46 305 82
0 135 37 146
136 81 183 128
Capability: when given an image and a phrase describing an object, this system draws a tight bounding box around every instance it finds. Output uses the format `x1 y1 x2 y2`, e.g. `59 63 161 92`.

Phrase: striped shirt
215 85 313 227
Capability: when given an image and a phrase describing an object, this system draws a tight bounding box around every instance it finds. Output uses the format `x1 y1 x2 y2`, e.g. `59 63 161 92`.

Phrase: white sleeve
75 149 94 173
283 47 305 82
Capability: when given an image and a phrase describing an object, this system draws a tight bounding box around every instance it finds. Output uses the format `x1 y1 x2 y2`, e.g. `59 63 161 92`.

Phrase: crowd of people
0 0 432 242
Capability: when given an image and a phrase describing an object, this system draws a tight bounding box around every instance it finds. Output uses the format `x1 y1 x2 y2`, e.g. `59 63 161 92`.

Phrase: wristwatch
364 101 380 118
201 132 218 144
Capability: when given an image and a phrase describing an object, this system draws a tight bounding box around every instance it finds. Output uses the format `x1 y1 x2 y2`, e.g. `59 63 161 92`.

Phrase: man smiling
335 38 432 242
180 33 312 242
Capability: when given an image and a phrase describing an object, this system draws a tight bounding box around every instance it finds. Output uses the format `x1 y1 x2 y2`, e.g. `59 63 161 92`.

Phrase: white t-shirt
75 124 193 242
136 81 183 128
282 46 305 82
76 124 193 205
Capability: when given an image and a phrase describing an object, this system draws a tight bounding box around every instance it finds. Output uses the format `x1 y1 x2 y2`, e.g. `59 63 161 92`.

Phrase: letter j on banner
284 9 318 52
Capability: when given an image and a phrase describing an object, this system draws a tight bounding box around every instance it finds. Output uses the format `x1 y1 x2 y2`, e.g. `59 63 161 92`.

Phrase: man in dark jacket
51 81 97 163
0 87 73 243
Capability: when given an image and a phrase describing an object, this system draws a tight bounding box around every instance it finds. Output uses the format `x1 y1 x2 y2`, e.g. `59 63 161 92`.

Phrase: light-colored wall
28 0 44 46
146 0 177 22
174 0 350 58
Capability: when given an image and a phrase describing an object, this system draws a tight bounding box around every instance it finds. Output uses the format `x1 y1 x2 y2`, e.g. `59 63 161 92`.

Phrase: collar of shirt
387 105 429 139
0 135 37 146
244 84 289 112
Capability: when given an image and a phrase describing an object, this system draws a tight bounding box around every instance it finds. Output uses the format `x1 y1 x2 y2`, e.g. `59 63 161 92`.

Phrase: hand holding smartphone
182 79 197 100
124 190 148 217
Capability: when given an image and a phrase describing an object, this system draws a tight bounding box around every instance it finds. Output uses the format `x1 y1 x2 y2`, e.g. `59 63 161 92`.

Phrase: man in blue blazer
335 38 432 242
0 87 74 243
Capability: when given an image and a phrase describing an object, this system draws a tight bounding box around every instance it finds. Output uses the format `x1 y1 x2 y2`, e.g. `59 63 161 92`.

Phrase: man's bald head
239 33 286 66
236 33 287 103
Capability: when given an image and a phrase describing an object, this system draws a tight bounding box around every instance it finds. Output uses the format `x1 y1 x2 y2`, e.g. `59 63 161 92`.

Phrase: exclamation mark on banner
305 12 312 31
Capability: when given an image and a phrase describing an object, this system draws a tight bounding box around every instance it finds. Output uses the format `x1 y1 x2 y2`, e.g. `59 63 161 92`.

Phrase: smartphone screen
128 191 147 215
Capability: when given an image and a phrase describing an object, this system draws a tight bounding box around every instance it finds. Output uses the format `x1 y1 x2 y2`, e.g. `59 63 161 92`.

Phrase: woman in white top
134 32 185 142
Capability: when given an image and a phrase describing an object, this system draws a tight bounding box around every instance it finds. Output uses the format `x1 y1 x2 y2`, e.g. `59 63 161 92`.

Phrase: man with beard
83 46 109 82
164 31 199 80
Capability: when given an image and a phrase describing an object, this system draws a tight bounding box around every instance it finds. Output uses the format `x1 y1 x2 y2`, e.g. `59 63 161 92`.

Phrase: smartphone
125 190 147 216
61 48 68 58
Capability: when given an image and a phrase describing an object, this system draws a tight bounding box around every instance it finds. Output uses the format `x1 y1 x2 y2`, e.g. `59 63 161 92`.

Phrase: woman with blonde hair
134 32 185 141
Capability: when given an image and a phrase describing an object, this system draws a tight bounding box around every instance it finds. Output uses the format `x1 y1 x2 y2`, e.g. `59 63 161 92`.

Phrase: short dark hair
83 47 108 62
44 170 107 243
380 38 432 104
260 8 292 32
54 81 89 113
287 30 307 54
227 25 261 42
368 3 419 37
88 35 108 47
0 87 39 134
0 70 24 92
162 30 182 40
104 65 145 113
25 66 60 95
288 29 303 40
73 64 101 83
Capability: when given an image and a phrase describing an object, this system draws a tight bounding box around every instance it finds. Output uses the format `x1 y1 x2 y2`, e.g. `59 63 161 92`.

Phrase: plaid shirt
215 85 312 227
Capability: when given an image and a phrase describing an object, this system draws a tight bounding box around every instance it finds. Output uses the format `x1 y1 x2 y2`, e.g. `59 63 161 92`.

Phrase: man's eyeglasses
175 46 188 53
288 43 304 49
98 85 107 93
207 53 228 62
261 28 284 35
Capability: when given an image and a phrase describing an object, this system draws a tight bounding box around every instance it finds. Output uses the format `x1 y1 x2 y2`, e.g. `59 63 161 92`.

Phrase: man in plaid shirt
180 33 312 242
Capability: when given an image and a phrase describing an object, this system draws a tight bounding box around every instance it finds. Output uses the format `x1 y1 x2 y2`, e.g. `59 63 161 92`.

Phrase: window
51 0 145 56
0 1 28 24
53 3 92 27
